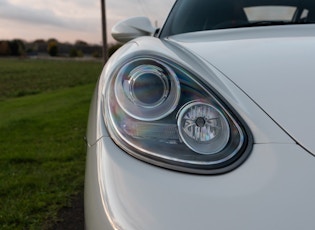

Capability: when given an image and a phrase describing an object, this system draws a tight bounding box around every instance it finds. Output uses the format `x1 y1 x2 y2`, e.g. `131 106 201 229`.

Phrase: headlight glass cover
104 56 252 174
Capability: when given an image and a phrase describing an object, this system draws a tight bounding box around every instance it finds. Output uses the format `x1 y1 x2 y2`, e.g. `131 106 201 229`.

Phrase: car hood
169 25 315 154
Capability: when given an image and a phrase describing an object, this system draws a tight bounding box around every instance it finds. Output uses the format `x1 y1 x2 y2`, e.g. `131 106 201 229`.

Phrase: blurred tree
47 38 58 43
9 39 25 56
92 50 101 58
69 48 78 57
69 48 84 58
75 40 88 46
0 41 11 56
108 43 122 57
47 40 58 56
77 50 84 57
34 39 46 44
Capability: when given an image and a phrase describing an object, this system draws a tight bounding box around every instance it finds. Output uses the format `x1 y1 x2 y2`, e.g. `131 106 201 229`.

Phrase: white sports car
85 0 315 229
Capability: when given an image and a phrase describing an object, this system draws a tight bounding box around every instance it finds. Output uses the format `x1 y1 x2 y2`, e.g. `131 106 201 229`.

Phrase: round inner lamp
127 65 170 108
177 101 230 154
115 59 180 121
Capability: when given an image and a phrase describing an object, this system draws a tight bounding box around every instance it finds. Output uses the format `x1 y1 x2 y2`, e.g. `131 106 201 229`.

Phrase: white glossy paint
112 17 156 43
171 24 315 154
84 144 111 229
89 35 295 146
85 136 315 230
85 19 315 230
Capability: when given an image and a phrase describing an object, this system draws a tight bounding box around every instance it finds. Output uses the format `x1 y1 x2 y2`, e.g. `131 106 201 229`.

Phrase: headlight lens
177 101 230 155
104 56 251 174
114 59 180 121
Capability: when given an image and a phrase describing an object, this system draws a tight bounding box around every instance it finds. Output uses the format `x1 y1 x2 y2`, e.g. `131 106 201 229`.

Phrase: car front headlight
104 56 252 174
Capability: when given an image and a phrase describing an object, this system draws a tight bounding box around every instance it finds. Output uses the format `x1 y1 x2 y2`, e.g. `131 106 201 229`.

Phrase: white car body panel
85 137 315 230
171 25 315 154
85 24 315 229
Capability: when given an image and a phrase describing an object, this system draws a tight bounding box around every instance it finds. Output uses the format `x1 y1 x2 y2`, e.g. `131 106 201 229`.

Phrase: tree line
0 38 122 58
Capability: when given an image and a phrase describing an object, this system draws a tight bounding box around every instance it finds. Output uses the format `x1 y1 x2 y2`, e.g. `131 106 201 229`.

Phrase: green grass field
0 58 102 229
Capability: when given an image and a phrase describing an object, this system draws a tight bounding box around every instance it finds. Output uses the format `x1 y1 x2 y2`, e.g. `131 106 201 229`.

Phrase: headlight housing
104 56 252 174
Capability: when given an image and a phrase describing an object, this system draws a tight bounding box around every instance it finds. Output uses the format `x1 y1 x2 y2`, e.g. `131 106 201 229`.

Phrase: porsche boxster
85 0 315 229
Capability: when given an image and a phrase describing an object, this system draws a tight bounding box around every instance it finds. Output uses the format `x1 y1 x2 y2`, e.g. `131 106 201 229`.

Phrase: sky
0 0 175 45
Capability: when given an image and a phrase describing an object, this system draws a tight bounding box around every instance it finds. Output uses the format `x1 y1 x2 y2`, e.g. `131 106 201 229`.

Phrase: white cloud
1 0 99 28
0 0 175 44
0 3 66 27
0 0 101 43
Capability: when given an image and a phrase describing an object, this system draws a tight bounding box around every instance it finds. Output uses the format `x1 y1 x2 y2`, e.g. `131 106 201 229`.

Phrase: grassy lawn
0 58 102 229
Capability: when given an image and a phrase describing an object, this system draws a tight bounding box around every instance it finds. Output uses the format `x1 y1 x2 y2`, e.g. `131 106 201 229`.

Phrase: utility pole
101 0 108 64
